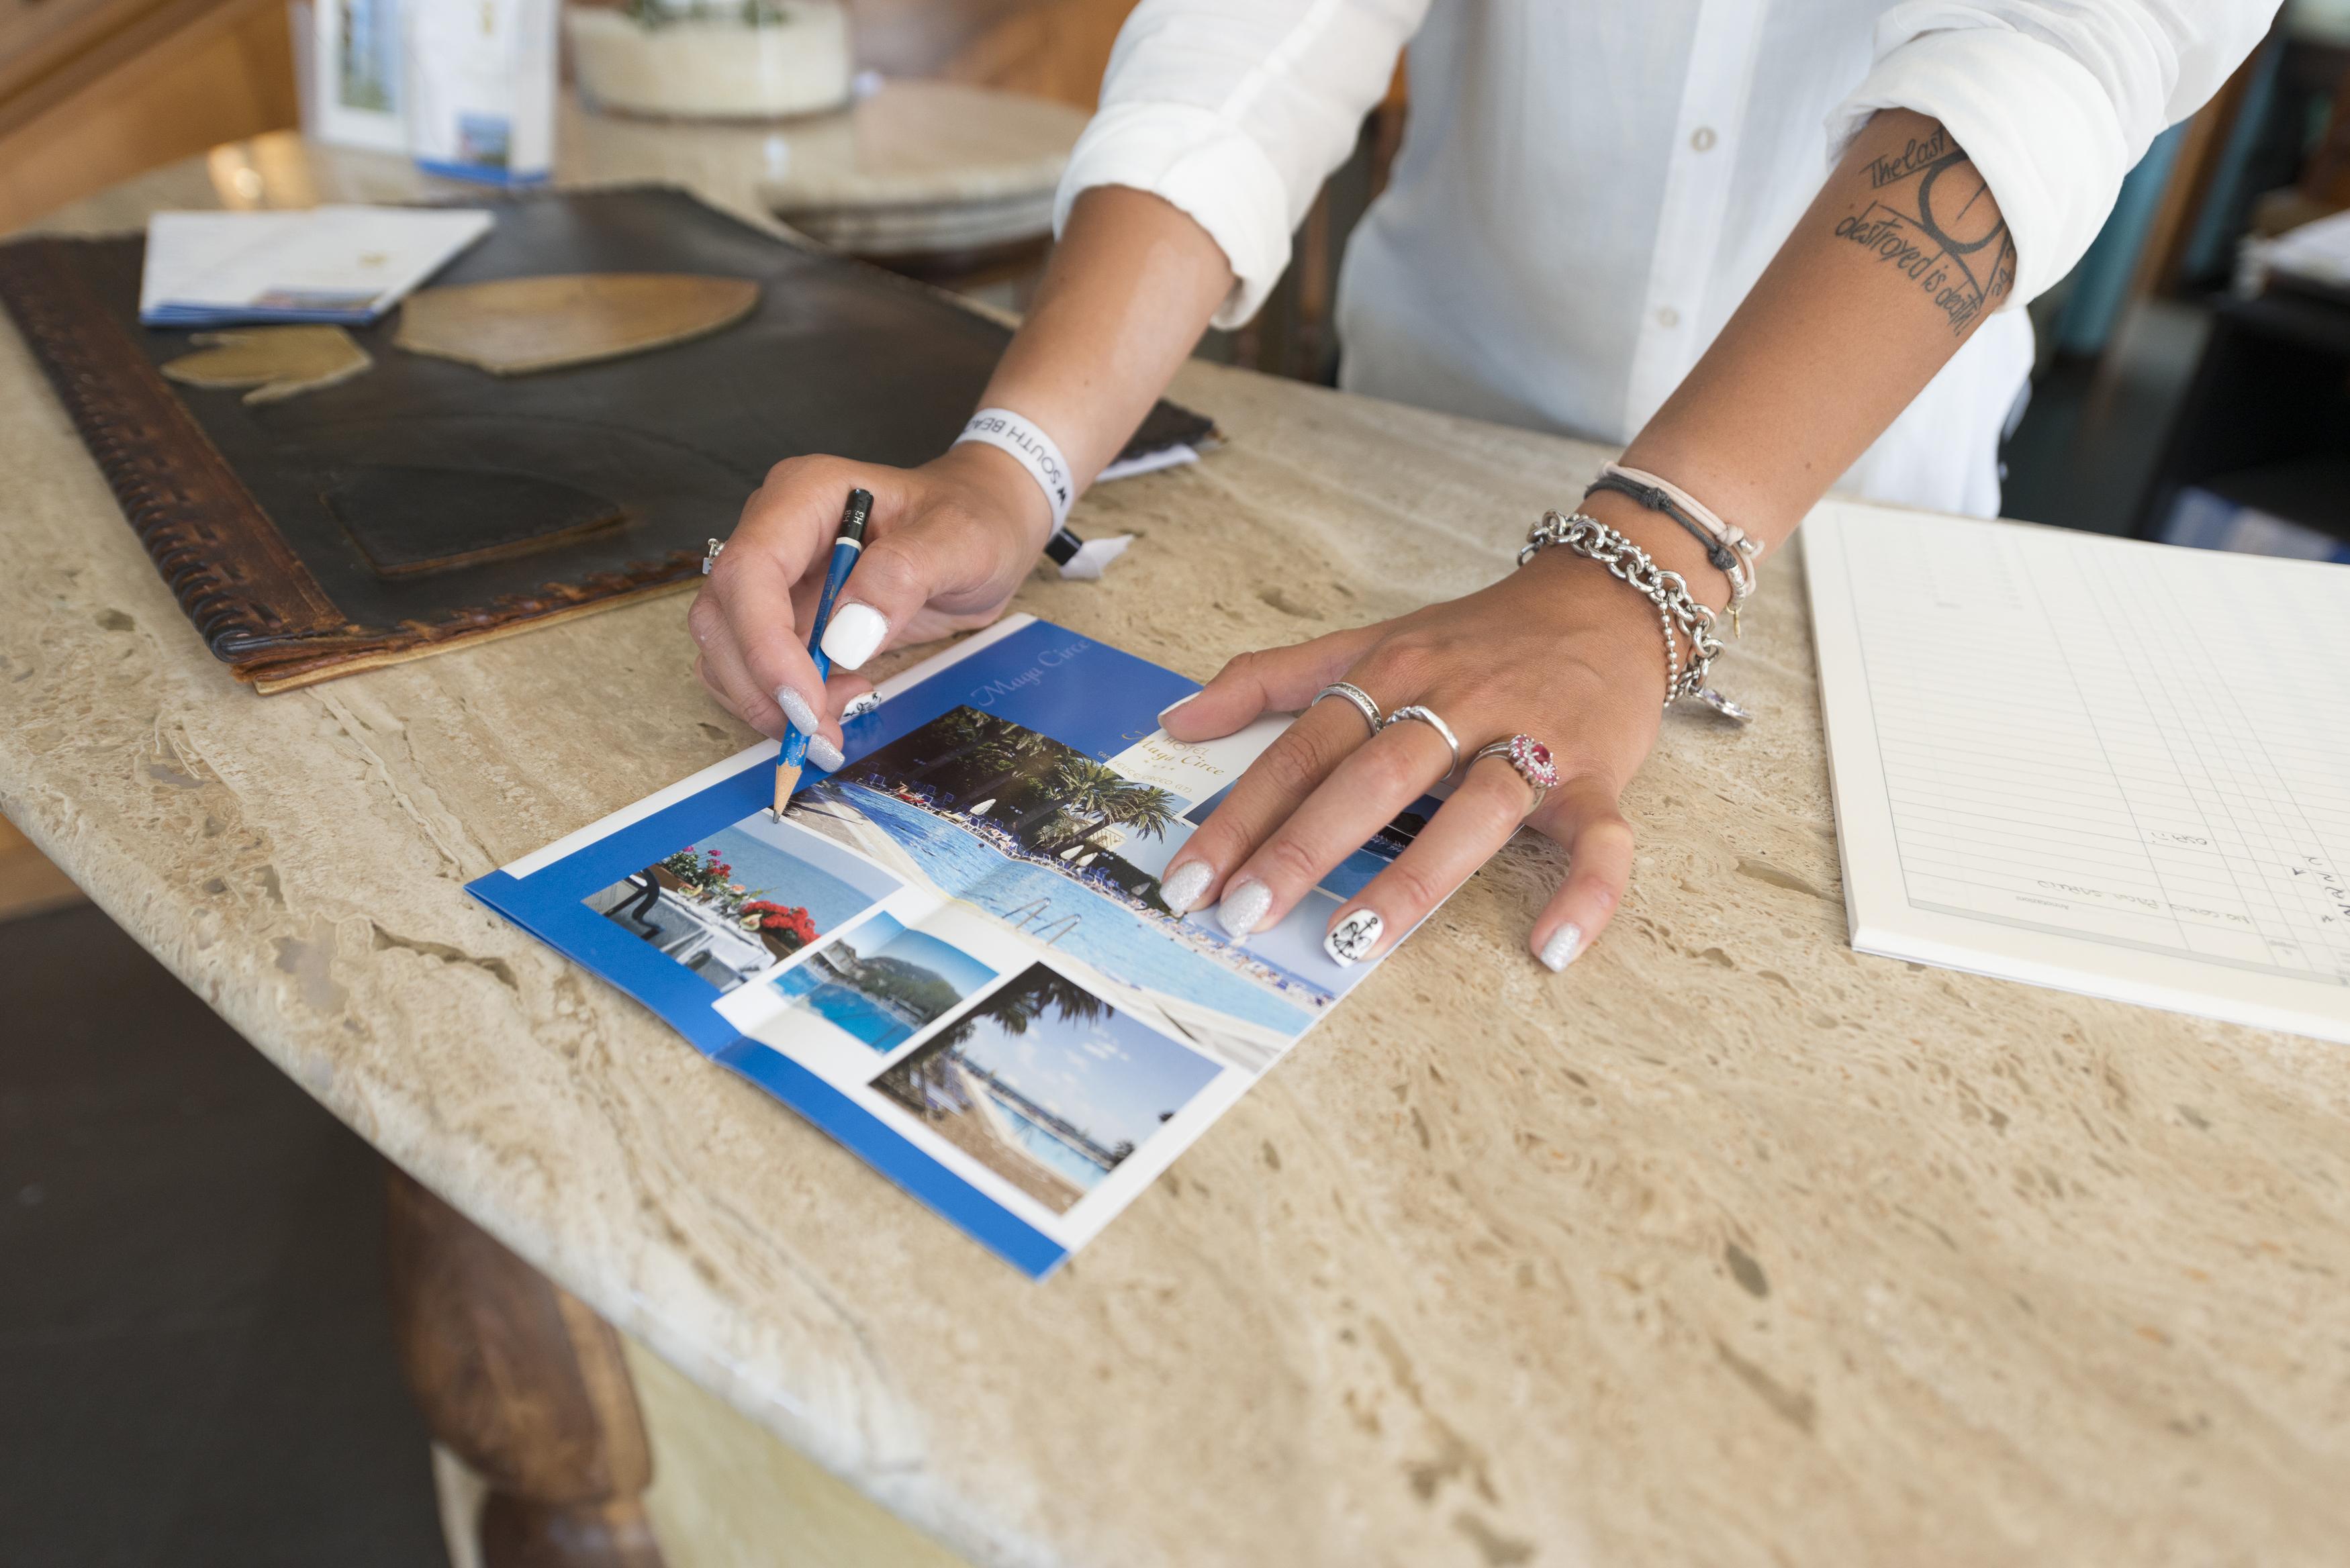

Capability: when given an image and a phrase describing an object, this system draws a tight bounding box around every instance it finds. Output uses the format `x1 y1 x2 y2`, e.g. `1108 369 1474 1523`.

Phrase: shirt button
1657 306 1681 328
1691 126 1718 152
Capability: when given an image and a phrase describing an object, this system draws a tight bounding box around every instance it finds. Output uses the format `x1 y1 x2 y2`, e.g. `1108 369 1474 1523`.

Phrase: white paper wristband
953 407 1075 532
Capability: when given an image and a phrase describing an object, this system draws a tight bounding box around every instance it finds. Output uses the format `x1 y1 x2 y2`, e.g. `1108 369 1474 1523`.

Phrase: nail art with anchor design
1323 908 1383 967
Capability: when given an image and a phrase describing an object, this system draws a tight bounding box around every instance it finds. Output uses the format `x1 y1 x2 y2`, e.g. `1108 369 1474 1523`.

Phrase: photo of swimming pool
995 1103 1112 1189
772 912 996 1053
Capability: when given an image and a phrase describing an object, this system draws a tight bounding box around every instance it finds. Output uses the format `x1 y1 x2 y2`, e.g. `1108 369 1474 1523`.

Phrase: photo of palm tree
831 707 1185 892
818 706 1186 903
873 963 1221 1215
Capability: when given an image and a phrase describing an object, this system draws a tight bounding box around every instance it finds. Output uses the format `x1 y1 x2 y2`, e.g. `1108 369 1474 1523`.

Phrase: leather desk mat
0 186 1215 692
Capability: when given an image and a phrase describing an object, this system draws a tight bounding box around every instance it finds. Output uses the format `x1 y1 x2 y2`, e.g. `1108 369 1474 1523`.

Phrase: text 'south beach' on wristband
954 407 1074 533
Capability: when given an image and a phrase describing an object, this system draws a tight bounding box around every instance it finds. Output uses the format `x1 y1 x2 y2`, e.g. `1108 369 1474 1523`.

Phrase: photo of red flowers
581 812 900 993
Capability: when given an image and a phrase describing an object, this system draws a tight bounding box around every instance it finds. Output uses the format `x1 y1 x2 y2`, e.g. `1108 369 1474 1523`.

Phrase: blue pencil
774 487 873 818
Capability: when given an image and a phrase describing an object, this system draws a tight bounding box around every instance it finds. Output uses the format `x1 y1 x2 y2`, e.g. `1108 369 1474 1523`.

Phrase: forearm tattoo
1831 127 2017 336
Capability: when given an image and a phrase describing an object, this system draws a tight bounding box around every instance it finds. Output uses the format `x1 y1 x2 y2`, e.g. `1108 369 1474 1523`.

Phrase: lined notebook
1803 504 2350 1045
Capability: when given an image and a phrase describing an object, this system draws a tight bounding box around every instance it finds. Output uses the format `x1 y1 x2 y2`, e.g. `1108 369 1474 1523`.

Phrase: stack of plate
755 80 1084 263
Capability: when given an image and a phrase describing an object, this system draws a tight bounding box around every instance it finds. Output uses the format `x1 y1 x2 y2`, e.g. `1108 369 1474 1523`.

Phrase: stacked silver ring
701 537 726 575
1384 703 1462 776
1313 681 1384 736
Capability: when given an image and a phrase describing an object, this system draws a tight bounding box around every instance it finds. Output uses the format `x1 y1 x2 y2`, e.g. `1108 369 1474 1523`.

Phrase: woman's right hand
688 442 1053 754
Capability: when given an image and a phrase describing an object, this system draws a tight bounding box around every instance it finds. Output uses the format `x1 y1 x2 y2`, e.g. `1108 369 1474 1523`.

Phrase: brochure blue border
467 619 1197 1279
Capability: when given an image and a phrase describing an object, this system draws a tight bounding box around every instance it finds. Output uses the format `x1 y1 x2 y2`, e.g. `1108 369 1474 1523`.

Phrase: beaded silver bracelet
1520 509 1749 722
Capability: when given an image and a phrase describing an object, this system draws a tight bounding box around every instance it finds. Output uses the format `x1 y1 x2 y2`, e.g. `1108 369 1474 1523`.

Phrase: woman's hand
1159 544 1675 971
689 442 1052 758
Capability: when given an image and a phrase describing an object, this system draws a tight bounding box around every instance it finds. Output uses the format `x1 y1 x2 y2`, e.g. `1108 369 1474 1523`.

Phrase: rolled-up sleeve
1054 0 1429 328
1827 1 2280 308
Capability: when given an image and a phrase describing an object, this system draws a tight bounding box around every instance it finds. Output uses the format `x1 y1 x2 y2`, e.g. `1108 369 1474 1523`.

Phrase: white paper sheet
1803 503 2350 1044
140 207 491 326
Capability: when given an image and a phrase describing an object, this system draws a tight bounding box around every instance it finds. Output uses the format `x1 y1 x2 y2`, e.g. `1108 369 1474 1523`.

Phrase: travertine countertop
5 145 2347 1567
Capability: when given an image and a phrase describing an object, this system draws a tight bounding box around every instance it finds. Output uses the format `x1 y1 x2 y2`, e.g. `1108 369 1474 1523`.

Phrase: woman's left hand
1158 543 1679 971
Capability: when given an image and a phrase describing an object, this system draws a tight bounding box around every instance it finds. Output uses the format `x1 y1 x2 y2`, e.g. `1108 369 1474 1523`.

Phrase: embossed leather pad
0 187 1216 691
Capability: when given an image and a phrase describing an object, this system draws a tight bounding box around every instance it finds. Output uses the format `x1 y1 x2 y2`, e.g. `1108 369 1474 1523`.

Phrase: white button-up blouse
1053 0 2277 516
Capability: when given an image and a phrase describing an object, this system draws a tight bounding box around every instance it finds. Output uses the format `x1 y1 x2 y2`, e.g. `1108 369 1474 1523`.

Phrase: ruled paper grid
1805 506 2350 1044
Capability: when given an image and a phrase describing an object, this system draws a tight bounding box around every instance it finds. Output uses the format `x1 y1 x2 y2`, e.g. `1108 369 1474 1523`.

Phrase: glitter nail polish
1217 877 1272 939
1160 861 1212 916
774 685 820 735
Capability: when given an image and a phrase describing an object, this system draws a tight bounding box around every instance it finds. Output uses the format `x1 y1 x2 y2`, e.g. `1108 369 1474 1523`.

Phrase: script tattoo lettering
1865 128 1950 189
1832 134 2017 337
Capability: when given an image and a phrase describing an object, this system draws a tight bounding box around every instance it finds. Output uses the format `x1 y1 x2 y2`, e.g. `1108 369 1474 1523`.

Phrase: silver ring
1313 682 1384 736
1384 704 1461 777
1470 734 1558 813
701 537 725 575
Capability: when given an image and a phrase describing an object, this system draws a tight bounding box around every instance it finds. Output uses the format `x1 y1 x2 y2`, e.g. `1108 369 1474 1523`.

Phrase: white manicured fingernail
1324 908 1382 967
775 685 820 734
1158 691 1200 722
1217 877 1272 939
820 603 888 671
1160 861 1211 916
1538 923 1583 973
841 691 882 720
806 735 844 772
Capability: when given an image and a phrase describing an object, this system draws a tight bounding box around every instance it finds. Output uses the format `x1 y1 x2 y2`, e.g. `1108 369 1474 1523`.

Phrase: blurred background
7 0 2349 537
5 1 2350 1561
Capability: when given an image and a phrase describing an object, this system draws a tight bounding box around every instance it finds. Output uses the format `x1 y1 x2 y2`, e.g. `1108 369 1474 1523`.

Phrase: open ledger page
1803 503 2350 1045
471 616 1437 1276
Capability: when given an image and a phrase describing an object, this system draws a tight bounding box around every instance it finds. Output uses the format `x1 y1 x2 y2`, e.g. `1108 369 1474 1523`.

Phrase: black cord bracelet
1581 471 1742 576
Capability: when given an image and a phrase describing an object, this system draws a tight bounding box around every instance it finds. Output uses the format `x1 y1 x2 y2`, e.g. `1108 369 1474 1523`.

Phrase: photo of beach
583 813 900 993
872 963 1223 1215
772 912 996 1052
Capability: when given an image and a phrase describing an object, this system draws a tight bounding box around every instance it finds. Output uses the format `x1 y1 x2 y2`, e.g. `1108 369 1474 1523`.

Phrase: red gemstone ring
1470 734 1558 812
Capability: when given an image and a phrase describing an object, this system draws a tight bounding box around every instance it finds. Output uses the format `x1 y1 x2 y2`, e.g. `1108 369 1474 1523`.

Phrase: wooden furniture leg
385 1166 667 1568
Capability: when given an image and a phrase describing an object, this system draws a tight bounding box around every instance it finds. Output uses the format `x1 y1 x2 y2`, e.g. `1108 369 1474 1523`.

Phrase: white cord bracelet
1593 461 1760 632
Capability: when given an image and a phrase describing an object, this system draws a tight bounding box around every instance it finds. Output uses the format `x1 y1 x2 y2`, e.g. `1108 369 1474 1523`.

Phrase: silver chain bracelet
1519 510 1750 722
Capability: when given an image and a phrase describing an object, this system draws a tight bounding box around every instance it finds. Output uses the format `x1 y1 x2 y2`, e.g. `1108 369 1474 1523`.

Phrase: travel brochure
138 207 493 326
469 616 1437 1276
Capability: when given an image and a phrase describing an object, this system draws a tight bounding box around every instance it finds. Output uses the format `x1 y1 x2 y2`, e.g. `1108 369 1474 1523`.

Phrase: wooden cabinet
0 0 297 231
0 0 145 103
